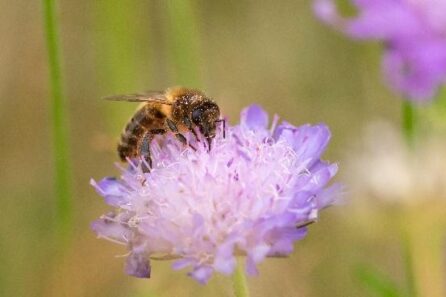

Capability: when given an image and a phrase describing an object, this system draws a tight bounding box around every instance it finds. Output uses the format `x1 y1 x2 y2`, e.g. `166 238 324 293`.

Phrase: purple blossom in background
314 0 446 102
91 105 339 284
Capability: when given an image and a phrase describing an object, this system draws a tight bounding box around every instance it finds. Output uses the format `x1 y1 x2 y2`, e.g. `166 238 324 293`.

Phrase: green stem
401 228 417 297
165 0 202 87
402 100 416 146
401 100 418 297
232 260 250 297
401 206 446 297
43 0 72 238
94 1 144 132
430 87 446 128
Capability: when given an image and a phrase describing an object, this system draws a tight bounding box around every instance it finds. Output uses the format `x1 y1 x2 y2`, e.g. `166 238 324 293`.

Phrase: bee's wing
103 91 172 105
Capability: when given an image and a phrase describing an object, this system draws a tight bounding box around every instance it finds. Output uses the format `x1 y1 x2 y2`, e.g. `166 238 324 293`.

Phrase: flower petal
240 104 269 129
91 177 130 207
189 266 213 284
125 252 151 278
91 212 131 242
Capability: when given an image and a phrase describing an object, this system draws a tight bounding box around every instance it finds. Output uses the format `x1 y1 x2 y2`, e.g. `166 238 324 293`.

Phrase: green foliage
355 264 403 297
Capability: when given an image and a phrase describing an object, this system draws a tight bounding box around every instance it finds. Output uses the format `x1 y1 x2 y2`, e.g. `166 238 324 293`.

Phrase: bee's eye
192 109 202 123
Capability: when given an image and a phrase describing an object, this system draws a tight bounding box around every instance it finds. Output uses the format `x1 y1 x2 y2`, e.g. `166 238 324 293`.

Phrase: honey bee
104 87 225 172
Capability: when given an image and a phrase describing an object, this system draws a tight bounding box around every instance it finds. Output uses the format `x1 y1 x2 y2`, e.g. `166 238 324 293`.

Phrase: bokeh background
1 1 444 296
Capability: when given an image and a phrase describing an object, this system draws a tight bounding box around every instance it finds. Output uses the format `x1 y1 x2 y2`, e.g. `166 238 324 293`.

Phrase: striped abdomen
117 104 166 161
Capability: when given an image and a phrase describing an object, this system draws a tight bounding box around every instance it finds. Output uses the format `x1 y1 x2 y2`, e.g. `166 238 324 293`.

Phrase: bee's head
191 100 220 150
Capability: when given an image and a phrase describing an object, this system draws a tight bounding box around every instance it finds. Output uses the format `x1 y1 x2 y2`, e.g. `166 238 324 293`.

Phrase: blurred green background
1 0 442 296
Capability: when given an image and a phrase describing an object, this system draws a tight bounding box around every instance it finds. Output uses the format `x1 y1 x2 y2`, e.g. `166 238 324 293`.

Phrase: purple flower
91 105 339 284
314 0 446 102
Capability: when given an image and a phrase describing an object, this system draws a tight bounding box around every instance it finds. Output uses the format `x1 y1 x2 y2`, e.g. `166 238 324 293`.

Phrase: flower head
314 0 446 102
91 105 339 284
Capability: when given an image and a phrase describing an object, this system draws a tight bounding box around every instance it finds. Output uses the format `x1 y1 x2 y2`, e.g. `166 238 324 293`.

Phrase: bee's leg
206 137 212 152
165 119 197 151
215 119 226 138
142 128 168 171
183 116 200 142
139 132 153 173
